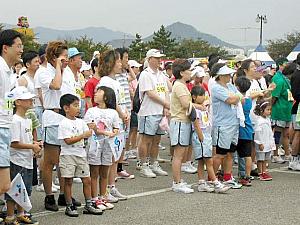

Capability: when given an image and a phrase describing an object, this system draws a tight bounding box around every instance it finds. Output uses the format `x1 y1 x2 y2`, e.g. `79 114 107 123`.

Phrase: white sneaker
181 179 192 189
285 155 292 162
172 182 194 194
278 146 285 156
105 193 119 203
125 150 137 160
150 161 168 176
198 181 214 193
288 158 298 170
140 163 156 178
54 177 60 185
136 160 142 170
73 178 82 183
272 156 285 164
110 187 128 201
213 181 230 193
294 161 300 171
181 163 197 174
223 179 242 189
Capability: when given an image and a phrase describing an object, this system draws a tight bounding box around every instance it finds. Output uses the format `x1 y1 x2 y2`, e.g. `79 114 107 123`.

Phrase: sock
85 199 92 207
117 163 123 172
223 173 231 181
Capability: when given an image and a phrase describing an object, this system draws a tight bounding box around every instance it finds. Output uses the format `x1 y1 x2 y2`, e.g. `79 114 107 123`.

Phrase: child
84 86 120 210
58 94 102 217
191 86 230 193
254 99 275 181
234 77 253 186
5 87 41 225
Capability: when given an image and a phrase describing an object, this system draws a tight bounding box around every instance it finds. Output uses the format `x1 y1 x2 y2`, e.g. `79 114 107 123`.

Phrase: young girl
254 99 275 181
191 86 230 193
58 94 102 217
84 86 120 210
5 87 41 225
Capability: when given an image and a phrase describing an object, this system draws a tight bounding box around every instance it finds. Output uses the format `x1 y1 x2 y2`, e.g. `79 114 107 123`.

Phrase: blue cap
68 47 84 58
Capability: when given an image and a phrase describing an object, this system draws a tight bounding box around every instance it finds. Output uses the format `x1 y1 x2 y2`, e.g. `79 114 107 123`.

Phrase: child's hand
32 143 41 154
82 130 93 139
104 131 116 138
87 122 97 131
259 144 264 151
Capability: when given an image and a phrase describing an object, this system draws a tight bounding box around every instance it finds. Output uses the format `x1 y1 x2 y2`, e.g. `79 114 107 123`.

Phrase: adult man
138 49 170 178
290 53 300 170
271 58 292 163
0 29 23 194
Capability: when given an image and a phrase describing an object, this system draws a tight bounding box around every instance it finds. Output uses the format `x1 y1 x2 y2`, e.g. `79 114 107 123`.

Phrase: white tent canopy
249 44 275 66
287 43 300 61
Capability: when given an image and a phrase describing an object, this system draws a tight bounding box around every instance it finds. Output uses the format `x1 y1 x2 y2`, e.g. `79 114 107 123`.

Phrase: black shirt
291 66 300 114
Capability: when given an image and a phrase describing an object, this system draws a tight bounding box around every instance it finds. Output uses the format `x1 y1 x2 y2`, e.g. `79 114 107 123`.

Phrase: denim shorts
5 162 33 201
0 128 10 168
271 120 291 129
43 125 60 146
256 151 271 161
192 130 212 159
169 120 192 147
138 115 165 136
212 125 239 150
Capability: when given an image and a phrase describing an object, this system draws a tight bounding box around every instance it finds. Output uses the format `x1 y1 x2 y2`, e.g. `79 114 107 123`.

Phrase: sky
1 0 299 47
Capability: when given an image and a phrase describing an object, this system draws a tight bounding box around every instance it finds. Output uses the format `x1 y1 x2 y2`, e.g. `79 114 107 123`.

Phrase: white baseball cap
128 60 142 68
10 86 35 101
192 66 206 78
146 49 166 59
93 51 100 57
80 62 91 72
216 65 236 76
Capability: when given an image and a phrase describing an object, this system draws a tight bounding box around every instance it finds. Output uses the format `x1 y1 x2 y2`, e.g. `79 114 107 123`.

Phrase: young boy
5 86 41 225
235 77 254 186
58 94 102 217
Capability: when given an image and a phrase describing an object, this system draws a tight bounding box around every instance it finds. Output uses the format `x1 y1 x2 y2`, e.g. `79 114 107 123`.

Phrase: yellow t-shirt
170 81 191 122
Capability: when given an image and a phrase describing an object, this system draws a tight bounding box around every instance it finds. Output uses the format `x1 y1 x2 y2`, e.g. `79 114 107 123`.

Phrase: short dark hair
164 62 173 70
22 51 39 67
296 53 300 65
96 86 116 110
0 29 22 56
115 48 129 60
237 59 253 77
91 58 98 74
235 76 251 94
191 85 206 103
172 59 191 79
60 94 79 116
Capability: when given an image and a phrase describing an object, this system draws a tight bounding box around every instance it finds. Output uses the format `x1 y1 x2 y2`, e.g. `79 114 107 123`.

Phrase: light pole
256 14 267 45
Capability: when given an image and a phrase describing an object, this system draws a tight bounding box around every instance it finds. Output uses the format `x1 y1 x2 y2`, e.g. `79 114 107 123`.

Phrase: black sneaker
65 205 79 217
44 195 58 211
58 194 81 207
83 204 103 215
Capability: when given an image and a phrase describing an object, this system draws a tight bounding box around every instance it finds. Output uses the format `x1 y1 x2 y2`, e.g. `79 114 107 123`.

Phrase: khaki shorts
59 155 90 178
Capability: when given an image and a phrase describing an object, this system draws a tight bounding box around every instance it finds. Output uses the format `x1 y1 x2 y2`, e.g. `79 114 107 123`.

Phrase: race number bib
2 92 14 116
119 87 126 104
200 111 210 128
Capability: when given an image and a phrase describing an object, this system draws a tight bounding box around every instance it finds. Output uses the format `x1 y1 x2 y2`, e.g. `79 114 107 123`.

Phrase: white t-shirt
61 66 77 96
10 114 34 169
246 79 266 125
138 67 168 116
0 56 15 128
58 117 89 157
97 76 121 104
20 73 41 107
84 107 119 160
39 63 64 127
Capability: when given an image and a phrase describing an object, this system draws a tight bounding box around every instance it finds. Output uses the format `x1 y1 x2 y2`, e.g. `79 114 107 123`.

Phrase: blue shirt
239 97 254 140
211 83 239 126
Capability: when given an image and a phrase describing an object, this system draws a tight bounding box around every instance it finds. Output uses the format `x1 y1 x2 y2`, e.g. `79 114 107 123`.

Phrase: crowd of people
0 28 300 224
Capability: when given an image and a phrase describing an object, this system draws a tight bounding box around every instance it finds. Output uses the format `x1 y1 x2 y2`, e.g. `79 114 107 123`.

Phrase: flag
109 133 125 161
6 173 32 212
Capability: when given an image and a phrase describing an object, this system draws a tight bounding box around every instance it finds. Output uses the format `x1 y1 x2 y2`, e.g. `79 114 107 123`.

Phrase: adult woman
170 59 194 194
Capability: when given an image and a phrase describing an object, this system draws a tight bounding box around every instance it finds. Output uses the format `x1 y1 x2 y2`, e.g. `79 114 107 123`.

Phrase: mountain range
2 22 240 49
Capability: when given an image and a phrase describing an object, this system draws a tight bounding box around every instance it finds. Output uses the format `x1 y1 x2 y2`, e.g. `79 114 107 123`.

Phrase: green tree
148 25 176 58
174 38 227 59
128 33 148 61
65 35 109 62
267 31 300 60
22 34 41 53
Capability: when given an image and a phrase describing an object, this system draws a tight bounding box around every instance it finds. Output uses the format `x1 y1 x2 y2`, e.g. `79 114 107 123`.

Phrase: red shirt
84 77 100 109
186 82 209 93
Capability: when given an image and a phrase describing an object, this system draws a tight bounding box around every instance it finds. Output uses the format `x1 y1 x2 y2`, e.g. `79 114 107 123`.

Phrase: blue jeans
238 156 246 178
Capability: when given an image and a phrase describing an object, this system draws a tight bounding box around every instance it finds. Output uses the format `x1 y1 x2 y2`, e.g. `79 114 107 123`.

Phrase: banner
6 173 32 212
108 133 125 161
